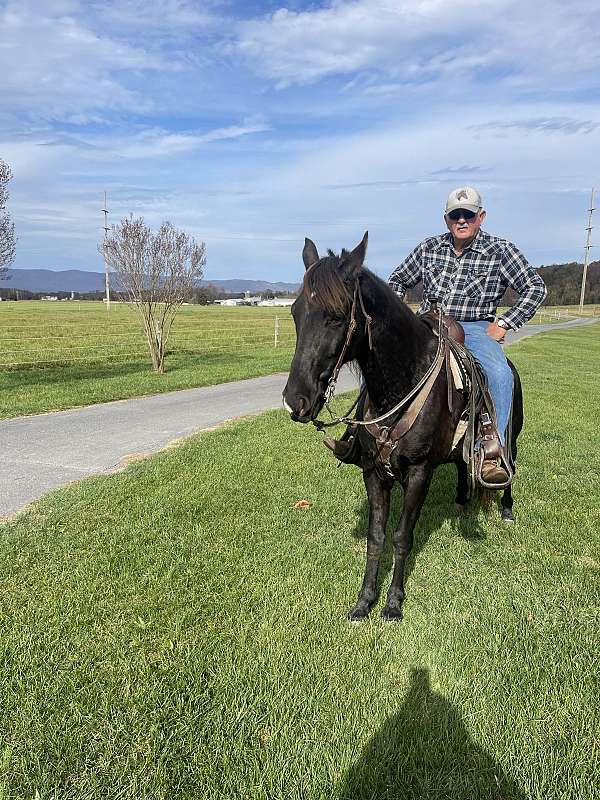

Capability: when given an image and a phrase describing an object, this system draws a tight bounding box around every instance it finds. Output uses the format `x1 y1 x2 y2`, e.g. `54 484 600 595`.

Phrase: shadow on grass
338 667 526 800
0 358 153 385
347 463 496 601
0 347 292 384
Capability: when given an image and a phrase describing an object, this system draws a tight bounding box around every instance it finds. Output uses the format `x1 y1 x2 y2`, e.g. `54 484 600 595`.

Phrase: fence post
274 315 280 347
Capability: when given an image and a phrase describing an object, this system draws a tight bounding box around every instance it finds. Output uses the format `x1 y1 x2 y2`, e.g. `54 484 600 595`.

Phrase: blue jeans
462 321 513 447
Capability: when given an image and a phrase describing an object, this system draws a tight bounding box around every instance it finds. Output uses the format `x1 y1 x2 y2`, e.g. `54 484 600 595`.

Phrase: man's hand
486 321 507 342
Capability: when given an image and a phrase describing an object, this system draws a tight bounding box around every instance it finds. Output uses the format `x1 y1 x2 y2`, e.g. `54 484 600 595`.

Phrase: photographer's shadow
338 667 526 800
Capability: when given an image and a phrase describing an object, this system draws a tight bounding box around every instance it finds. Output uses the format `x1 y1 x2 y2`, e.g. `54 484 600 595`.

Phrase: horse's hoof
380 605 403 622
501 508 515 524
347 604 371 622
454 501 468 512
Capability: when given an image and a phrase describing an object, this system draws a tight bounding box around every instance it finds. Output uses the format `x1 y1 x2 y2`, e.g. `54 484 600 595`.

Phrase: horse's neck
356 294 436 415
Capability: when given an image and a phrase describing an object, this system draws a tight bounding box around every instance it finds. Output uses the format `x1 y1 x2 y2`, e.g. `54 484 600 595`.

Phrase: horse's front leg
381 463 433 621
348 467 392 622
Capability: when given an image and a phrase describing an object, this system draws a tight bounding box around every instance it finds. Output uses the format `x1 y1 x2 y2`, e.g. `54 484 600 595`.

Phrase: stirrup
475 448 514 490
474 412 513 489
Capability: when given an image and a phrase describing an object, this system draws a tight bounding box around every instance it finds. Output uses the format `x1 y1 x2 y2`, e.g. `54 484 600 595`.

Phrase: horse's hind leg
348 468 391 622
381 463 433 622
501 439 518 523
502 365 522 523
455 459 469 507
501 485 514 522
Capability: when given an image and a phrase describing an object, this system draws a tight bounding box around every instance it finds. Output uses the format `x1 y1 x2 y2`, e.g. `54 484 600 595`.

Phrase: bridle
320 277 373 407
311 275 445 431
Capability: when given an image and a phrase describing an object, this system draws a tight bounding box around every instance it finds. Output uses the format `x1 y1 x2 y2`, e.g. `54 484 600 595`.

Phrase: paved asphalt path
1 316 596 519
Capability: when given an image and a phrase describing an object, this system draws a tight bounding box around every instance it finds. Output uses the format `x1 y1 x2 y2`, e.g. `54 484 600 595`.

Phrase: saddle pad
452 419 468 449
450 351 464 390
450 351 466 448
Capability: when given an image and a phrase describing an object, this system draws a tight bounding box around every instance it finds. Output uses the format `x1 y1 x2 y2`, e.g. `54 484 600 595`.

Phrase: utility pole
102 191 110 311
579 187 595 313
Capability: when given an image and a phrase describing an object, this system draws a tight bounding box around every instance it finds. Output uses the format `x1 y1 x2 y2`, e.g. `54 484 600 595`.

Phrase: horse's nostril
292 395 310 419
283 390 309 419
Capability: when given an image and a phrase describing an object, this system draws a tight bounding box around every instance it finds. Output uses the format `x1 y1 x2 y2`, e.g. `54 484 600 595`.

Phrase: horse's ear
340 231 368 278
302 238 319 270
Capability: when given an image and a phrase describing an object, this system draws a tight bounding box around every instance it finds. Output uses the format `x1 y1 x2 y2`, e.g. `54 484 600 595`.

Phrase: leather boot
477 412 511 486
480 458 510 485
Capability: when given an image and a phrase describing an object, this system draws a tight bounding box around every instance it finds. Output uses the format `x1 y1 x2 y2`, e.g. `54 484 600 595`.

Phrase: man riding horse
327 186 547 485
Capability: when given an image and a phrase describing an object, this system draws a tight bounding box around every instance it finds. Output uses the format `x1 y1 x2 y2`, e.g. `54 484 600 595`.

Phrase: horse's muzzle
282 390 323 423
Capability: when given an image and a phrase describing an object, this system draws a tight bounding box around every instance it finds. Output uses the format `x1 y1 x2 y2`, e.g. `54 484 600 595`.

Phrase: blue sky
2 0 599 282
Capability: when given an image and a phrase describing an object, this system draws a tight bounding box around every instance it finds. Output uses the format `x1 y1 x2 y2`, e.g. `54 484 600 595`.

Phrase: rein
313 287 445 431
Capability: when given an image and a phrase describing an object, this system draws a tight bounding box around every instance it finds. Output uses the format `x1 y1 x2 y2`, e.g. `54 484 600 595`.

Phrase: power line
102 191 110 312
579 188 595 313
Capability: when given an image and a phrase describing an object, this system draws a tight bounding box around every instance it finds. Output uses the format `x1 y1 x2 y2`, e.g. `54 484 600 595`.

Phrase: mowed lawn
1 300 595 419
0 326 599 799
0 301 295 418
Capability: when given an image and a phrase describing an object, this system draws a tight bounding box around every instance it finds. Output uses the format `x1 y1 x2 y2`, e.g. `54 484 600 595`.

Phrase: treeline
537 261 599 305
2 262 598 306
0 283 297 304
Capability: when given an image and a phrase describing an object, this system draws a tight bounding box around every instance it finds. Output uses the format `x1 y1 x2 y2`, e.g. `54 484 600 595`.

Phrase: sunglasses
447 208 478 222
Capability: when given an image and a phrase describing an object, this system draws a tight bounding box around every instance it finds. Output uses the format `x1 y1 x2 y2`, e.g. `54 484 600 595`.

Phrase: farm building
257 298 294 306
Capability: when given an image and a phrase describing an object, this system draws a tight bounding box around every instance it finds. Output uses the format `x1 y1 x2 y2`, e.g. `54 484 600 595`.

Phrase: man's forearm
388 246 423 298
388 264 410 298
501 277 547 330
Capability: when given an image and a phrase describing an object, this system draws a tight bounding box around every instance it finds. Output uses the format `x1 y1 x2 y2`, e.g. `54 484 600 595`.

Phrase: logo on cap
456 189 468 201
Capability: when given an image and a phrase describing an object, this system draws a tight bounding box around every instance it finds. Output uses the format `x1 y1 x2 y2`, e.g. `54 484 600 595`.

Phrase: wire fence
0 307 297 370
531 306 600 324
1 301 598 371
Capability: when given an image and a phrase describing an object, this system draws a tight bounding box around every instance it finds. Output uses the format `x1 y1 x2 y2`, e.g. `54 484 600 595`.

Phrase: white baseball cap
445 186 483 215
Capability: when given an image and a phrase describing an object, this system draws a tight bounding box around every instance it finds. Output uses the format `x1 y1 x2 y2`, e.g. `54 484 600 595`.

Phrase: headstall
312 285 445 432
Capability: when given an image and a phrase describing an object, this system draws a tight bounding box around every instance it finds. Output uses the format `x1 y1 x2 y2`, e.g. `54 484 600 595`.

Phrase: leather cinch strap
363 345 447 478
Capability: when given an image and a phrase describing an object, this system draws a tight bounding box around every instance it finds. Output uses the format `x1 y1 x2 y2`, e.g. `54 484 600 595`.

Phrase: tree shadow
347 464 494 600
1 358 152 387
337 667 526 800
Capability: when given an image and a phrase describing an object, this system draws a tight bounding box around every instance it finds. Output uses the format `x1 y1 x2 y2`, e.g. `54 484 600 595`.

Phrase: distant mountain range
3 262 599 306
1 268 299 295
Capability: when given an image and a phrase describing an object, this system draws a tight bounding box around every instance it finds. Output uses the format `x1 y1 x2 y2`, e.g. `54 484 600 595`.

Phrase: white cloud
98 121 272 159
235 0 600 92
92 0 217 31
470 118 600 136
0 0 165 119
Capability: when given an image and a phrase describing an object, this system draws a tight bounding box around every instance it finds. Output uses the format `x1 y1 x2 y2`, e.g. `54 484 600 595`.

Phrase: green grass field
1 300 597 419
0 301 296 418
0 325 598 799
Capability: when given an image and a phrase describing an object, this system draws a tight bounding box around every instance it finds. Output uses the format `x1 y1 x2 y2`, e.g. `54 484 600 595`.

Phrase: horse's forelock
302 255 352 315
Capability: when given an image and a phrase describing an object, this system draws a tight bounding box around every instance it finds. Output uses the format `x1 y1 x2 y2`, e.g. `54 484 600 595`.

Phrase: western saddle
326 309 514 489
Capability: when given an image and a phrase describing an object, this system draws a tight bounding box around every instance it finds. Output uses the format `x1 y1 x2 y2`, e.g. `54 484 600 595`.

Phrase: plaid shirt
388 229 547 330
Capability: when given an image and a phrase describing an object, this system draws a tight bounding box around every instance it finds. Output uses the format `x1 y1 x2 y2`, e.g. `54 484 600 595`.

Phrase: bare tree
102 216 206 373
0 159 16 278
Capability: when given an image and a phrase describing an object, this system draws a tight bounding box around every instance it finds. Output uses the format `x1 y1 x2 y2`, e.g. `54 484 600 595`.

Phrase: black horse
283 233 523 621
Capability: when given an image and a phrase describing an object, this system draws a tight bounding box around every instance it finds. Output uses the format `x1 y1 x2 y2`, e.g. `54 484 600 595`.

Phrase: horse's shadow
349 464 492 598
337 666 526 799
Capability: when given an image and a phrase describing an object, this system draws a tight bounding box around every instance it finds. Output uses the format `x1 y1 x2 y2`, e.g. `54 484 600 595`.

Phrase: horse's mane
302 250 413 323
302 251 352 316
